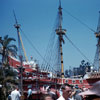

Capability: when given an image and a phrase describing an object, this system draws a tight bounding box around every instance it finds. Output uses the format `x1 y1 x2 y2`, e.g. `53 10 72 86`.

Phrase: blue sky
0 0 100 70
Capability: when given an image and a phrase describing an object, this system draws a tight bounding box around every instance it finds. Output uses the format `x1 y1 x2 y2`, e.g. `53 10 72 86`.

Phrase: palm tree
0 35 18 100
0 35 17 64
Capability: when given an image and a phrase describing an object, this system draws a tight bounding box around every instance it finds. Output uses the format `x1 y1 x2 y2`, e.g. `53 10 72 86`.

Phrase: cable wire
63 9 95 33
19 28 57 72
65 34 93 65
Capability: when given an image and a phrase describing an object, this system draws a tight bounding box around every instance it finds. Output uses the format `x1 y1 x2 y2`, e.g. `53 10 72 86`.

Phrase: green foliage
0 35 18 100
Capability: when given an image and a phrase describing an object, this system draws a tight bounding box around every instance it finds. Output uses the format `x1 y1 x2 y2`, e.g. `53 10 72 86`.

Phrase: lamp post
19 55 24 99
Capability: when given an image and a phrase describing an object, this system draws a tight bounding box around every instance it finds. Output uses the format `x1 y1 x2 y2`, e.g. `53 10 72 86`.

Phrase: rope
19 28 57 73
63 9 95 33
65 34 93 65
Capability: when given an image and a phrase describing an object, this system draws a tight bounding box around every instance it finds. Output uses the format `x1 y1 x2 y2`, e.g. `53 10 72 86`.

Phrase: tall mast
55 0 66 78
13 11 28 97
13 11 28 62
95 11 100 72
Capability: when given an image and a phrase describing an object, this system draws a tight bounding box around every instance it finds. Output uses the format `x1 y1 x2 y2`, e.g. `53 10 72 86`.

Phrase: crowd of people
39 81 100 100
7 81 100 100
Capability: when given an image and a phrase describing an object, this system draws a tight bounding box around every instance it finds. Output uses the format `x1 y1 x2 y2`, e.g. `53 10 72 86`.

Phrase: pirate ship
8 0 100 100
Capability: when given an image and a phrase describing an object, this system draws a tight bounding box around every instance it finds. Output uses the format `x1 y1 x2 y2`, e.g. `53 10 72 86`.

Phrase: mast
13 11 27 97
95 11 100 72
13 11 28 62
55 0 66 78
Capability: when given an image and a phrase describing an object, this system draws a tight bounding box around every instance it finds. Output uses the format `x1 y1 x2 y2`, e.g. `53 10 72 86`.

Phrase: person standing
11 86 21 100
8 91 11 100
73 86 82 100
57 83 72 100
27 87 32 100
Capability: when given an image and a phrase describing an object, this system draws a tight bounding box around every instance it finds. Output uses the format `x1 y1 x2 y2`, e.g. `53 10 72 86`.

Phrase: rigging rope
93 40 99 71
63 9 95 33
20 28 43 60
41 12 61 73
53 37 61 73
19 28 57 73
15 7 95 73
65 34 93 65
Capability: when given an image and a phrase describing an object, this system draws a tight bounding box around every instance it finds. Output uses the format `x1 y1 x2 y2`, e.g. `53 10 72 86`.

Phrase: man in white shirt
57 83 72 100
11 86 21 100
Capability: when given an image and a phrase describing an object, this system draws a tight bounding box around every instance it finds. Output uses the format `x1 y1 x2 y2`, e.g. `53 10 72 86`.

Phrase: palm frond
4 35 8 40
8 44 18 51
4 38 16 47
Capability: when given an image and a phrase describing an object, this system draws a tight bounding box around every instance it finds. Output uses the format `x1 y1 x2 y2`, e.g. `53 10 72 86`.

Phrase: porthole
72 80 75 83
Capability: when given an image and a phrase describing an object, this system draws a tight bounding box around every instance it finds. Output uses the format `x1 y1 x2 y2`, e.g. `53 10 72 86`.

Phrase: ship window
32 73 36 77
66 80 68 83
80 80 83 83
72 80 75 83
40 75 43 78
26 72 29 76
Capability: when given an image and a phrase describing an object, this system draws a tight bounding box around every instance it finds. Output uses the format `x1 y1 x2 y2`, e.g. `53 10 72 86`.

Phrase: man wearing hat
79 81 100 100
